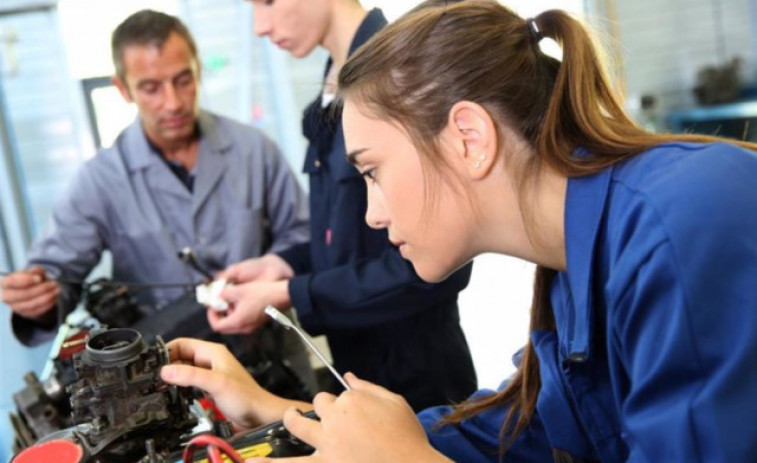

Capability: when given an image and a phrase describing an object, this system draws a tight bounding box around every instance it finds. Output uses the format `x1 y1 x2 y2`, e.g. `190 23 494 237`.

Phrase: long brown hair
339 0 756 456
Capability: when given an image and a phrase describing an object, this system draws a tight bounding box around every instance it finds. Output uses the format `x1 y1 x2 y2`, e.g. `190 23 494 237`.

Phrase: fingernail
33 275 42 283
160 365 176 380
283 406 300 415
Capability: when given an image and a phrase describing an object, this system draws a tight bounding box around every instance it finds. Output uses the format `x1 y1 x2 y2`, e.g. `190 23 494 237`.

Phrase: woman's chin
412 261 453 284
412 256 473 283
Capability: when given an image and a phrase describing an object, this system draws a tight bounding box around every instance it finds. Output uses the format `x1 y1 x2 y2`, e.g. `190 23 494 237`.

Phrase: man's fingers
215 267 233 281
207 306 234 332
2 272 46 290
11 297 57 318
26 266 47 279
7 287 59 317
206 308 227 326
208 308 243 334
2 281 58 303
220 283 241 303
208 303 261 335
218 263 254 283
282 407 324 449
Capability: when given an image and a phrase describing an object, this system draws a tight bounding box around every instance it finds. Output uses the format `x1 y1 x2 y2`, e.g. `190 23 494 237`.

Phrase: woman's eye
360 169 376 182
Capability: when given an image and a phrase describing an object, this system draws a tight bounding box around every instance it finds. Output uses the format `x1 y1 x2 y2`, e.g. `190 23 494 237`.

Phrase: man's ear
112 76 133 103
445 101 497 179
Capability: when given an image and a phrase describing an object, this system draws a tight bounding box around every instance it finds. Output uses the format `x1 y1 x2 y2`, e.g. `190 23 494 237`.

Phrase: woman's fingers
165 337 228 368
344 372 403 402
246 456 317 463
161 363 228 396
282 407 324 449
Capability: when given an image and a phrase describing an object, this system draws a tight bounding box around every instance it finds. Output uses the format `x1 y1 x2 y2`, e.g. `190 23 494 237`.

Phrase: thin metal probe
264 305 351 391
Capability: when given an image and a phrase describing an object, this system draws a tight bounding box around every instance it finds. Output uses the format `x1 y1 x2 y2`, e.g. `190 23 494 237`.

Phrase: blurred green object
204 54 229 72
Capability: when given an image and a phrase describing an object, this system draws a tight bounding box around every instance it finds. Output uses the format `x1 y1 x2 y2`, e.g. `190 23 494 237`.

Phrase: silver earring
474 154 486 169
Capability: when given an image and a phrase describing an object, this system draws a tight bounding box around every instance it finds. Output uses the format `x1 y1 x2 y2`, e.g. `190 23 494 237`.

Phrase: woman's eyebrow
346 148 369 165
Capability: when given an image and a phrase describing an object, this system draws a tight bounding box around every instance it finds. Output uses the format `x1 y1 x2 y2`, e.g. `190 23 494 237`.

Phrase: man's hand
216 254 294 284
0 267 59 320
206 280 291 334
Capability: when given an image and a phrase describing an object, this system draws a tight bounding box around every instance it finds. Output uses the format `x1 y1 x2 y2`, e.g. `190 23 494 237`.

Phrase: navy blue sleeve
276 242 312 275
287 246 472 334
419 382 553 463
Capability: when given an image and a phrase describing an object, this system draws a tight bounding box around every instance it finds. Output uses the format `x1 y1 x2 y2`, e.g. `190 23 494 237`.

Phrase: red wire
207 446 223 462
182 434 246 463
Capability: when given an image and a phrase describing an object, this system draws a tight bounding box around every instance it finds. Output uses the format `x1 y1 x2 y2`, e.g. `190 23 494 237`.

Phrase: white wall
611 0 757 117
459 255 534 389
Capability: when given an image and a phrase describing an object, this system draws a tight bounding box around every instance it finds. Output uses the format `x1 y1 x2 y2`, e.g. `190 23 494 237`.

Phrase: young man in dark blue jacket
206 0 477 412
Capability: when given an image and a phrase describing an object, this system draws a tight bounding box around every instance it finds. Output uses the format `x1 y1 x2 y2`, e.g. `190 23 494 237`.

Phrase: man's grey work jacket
13 111 309 345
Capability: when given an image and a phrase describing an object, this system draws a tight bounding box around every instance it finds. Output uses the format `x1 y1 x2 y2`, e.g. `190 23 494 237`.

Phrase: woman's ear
444 101 497 179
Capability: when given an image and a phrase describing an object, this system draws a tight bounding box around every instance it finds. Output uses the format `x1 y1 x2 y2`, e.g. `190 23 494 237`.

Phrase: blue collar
322 8 387 79
349 8 387 56
561 154 614 360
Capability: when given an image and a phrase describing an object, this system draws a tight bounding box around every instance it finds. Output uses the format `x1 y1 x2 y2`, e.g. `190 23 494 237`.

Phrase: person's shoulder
205 111 268 141
613 141 756 197
78 121 143 174
53 145 125 203
202 112 283 169
610 141 757 244
70 143 120 180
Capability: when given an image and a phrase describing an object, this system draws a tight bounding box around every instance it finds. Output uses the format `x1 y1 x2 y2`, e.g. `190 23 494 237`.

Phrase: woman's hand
248 373 451 463
160 338 310 430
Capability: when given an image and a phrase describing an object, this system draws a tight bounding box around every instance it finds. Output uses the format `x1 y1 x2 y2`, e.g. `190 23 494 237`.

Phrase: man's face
113 31 200 148
250 0 330 58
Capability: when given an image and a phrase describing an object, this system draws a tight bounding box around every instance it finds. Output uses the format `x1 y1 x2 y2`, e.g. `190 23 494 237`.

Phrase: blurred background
2 0 756 460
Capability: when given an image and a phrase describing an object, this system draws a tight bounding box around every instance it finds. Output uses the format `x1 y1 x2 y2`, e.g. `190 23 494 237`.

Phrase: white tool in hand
265 305 351 391
196 279 229 312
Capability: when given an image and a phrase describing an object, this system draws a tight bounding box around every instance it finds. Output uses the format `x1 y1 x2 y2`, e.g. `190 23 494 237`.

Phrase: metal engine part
10 371 70 452
63 328 197 462
84 279 146 329
10 328 88 453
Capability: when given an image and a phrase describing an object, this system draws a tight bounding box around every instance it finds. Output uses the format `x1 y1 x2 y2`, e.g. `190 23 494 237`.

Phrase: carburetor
13 328 198 463
68 328 197 462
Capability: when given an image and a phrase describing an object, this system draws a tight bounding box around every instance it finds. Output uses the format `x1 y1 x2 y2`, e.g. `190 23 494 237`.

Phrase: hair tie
527 18 543 43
